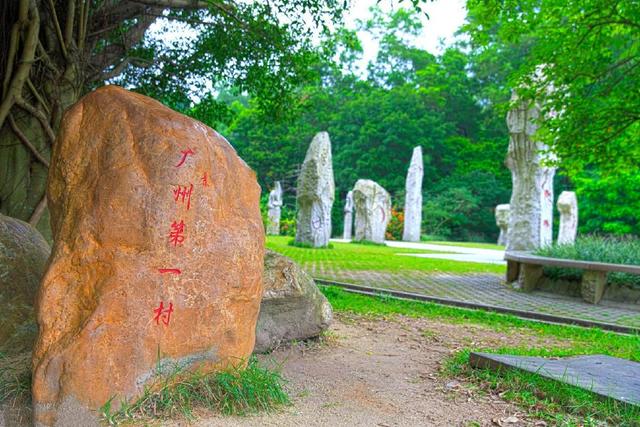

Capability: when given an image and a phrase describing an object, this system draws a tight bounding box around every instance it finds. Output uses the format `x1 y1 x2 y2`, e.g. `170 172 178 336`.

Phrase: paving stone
470 353 640 406
309 269 640 330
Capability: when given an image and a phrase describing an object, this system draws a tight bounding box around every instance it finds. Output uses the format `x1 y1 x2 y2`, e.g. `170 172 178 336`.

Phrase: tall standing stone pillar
557 191 578 245
267 181 283 235
505 92 556 251
343 190 354 240
495 204 510 246
402 146 423 242
353 179 391 244
295 132 335 247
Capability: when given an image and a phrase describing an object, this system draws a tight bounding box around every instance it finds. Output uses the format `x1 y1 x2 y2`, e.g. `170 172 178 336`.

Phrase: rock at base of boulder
255 250 332 352
0 214 50 353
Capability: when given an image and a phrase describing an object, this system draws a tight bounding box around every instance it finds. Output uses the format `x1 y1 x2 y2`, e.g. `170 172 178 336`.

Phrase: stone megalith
557 191 578 245
32 86 264 426
0 214 50 354
495 204 510 246
255 250 333 352
353 179 391 244
343 190 354 240
505 92 556 251
267 181 283 235
294 132 335 247
402 146 424 242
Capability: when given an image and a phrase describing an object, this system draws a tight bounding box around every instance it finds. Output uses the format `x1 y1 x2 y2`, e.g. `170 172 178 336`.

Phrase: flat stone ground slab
470 352 640 406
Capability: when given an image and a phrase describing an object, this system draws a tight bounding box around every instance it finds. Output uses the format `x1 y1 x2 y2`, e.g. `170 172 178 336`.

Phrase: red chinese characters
173 184 193 210
175 148 195 167
169 220 186 246
153 301 174 326
158 268 181 275
201 172 210 187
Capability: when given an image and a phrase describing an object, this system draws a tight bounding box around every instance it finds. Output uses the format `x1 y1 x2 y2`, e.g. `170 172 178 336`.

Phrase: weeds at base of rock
100 356 290 426
0 352 31 405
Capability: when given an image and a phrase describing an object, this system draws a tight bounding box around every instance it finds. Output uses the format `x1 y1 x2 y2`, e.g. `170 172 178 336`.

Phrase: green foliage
573 170 640 236
464 0 640 175
214 8 512 242
267 236 505 274
535 235 640 287
279 208 297 237
100 357 290 425
119 1 348 119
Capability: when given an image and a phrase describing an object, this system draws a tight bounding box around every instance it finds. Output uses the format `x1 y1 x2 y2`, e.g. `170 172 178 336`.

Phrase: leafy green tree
0 0 345 238
464 0 640 175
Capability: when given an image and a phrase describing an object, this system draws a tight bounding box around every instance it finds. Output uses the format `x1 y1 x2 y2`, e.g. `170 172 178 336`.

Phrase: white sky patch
145 0 468 100
346 0 467 72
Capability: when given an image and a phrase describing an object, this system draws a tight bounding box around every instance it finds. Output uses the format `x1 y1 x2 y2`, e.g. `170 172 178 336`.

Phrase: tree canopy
0 0 346 239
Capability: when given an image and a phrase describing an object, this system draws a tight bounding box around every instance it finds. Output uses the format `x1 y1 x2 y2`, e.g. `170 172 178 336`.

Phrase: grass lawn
426 241 505 251
266 236 505 275
321 286 640 425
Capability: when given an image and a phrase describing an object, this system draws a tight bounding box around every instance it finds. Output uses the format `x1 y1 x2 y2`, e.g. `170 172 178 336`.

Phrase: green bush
535 235 640 287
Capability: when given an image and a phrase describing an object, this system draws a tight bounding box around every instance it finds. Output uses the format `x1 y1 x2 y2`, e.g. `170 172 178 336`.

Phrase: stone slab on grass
470 352 640 406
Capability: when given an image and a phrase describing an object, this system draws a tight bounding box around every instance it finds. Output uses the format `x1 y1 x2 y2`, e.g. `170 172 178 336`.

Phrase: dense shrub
535 236 640 287
385 207 404 241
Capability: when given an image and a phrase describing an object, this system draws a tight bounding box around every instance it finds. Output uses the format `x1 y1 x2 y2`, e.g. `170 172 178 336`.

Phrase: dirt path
182 314 556 427
2 314 557 426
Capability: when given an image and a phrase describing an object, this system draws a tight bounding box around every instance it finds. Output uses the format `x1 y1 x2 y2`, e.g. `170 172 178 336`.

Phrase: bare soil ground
177 313 560 427
2 313 561 426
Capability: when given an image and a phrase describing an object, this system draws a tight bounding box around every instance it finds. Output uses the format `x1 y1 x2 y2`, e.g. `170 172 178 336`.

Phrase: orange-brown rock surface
32 85 264 426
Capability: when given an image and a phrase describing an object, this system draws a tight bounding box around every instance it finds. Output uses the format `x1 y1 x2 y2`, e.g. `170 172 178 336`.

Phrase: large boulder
353 179 391 244
0 214 49 353
294 132 335 247
255 250 332 352
32 86 264 426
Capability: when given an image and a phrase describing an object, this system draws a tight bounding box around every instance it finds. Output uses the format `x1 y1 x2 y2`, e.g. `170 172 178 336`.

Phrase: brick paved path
309 267 640 330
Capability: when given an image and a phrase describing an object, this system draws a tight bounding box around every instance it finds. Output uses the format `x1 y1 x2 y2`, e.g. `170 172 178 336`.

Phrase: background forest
170 7 639 242
1 0 638 243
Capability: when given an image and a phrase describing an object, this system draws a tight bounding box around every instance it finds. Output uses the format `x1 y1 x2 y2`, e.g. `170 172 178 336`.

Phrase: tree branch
46 0 69 58
8 113 50 168
64 0 76 48
29 195 47 226
0 0 40 132
15 97 56 144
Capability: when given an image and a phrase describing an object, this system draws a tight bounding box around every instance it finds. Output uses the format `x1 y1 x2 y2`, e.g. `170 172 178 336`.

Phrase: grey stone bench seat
504 251 640 304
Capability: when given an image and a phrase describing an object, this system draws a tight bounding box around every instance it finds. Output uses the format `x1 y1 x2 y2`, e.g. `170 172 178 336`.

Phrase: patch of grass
267 236 505 274
100 357 290 425
320 286 640 359
536 235 640 287
321 286 640 425
287 238 334 249
444 350 640 426
0 352 31 405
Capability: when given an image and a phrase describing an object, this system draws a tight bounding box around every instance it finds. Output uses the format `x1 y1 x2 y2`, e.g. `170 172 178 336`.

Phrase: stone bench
504 251 640 304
